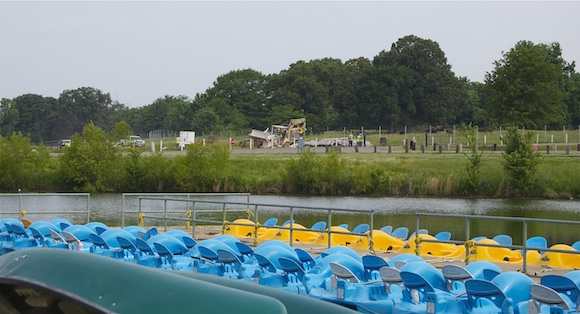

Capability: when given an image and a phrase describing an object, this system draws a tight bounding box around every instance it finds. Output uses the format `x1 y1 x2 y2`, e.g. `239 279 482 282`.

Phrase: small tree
461 124 482 195
502 126 543 196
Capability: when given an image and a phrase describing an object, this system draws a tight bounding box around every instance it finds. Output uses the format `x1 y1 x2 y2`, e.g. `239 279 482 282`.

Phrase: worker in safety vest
356 134 363 146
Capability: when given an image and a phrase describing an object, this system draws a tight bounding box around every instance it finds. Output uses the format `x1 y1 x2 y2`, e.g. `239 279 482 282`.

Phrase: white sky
1 1 579 108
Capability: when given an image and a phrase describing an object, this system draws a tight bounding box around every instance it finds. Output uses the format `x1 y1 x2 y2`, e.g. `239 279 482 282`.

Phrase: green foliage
502 126 544 196
138 153 174 192
486 41 569 128
461 124 483 195
283 152 350 195
58 122 124 192
0 133 50 191
0 98 19 137
172 144 230 192
110 121 133 142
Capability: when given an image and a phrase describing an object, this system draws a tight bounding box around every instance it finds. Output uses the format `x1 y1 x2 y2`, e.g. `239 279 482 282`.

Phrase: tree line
1 35 579 144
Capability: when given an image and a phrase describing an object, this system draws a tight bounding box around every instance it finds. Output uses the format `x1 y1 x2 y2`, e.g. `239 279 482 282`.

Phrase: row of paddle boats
1 218 580 313
225 218 580 269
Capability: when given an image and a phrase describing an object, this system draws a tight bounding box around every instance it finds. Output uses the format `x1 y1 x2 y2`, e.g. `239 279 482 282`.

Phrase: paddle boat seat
379 266 405 294
391 227 409 241
528 284 571 313
165 230 197 249
278 257 308 294
134 238 161 268
7 223 36 249
154 242 193 271
572 241 580 252
62 231 88 252
338 223 349 230
526 236 548 254
235 242 255 261
140 227 158 240
330 262 361 284
311 221 327 231
217 248 244 279
442 264 473 292
540 273 580 308
50 218 72 231
380 225 393 235
409 229 429 239
362 255 388 281
434 231 452 241
352 224 370 234
492 234 513 246
123 226 147 239
84 222 109 235
295 248 316 271
263 218 278 227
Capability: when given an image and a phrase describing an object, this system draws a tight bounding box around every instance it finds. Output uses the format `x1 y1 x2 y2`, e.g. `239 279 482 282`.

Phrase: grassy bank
228 152 579 198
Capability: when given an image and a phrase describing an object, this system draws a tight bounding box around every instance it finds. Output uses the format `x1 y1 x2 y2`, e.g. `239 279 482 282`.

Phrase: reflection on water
1 193 578 245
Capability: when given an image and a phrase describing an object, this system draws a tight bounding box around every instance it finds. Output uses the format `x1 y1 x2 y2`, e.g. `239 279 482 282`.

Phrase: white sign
179 131 195 149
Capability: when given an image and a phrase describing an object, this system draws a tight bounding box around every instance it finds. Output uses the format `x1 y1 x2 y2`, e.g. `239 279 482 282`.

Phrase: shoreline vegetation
1 127 579 199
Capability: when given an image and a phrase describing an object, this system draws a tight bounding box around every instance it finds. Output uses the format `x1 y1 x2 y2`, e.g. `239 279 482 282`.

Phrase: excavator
248 118 306 148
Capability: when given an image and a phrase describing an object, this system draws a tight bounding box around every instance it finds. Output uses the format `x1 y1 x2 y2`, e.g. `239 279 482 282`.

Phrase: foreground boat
0 248 357 314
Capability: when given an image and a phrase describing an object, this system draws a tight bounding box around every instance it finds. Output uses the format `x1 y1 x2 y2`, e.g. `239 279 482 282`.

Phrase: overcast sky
1 1 579 108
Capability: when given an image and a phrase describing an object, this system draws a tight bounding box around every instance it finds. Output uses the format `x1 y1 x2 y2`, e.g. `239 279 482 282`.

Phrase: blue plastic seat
409 229 429 239
310 221 327 231
352 223 370 234
379 225 393 235
217 249 244 279
84 222 109 235
50 218 72 231
434 231 452 241
572 240 580 251
263 218 278 227
391 227 409 240
295 248 316 271
492 234 513 246
526 236 548 254
165 230 197 248
529 284 571 312
338 223 349 230
278 257 308 294
362 255 388 281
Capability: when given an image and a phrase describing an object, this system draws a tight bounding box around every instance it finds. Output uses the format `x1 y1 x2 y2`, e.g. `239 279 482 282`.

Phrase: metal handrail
131 196 374 250
416 212 580 274
0 193 91 223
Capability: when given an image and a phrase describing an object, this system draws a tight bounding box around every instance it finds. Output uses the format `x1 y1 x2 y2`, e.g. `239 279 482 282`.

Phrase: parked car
61 139 71 147
128 135 145 147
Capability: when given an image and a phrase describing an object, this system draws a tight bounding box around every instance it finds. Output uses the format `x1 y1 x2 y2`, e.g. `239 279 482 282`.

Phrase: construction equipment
248 118 306 148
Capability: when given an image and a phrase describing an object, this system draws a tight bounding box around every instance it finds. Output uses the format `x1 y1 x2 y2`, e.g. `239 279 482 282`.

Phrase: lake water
1 193 579 245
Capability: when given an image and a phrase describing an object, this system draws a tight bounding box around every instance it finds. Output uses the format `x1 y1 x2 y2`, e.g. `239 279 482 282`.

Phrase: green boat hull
0 248 356 313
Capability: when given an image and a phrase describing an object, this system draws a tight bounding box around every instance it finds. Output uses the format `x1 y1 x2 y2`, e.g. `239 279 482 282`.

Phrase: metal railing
415 213 580 274
127 196 375 251
0 193 91 223
121 193 251 227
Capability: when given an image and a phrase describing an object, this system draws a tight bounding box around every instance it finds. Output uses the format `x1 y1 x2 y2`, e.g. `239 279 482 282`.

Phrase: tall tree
268 59 343 132
485 40 569 128
373 35 467 126
13 94 55 143
0 98 19 137
203 69 268 129
56 87 117 139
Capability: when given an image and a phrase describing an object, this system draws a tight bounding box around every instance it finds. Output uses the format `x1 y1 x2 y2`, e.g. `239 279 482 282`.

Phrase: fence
0 193 91 224
415 213 580 274
125 196 375 251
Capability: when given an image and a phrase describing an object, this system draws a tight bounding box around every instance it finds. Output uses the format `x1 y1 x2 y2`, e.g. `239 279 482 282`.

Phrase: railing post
465 217 470 265
369 210 375 253
164 199 168 232
522 221 528 274
253 204 259 247
192 201 197 238
122 194 126 227
327 210 332 248
87 194 91 223
289 207 294 247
